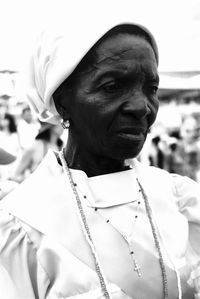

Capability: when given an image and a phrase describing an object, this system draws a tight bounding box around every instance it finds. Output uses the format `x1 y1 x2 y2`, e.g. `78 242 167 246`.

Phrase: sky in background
0 0 200 72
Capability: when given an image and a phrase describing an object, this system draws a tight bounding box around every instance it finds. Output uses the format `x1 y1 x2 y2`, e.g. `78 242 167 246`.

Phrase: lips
116 127 146 135
113 126 147 142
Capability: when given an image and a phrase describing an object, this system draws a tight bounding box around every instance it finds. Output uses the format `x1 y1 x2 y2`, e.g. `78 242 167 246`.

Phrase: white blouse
0 150 200 299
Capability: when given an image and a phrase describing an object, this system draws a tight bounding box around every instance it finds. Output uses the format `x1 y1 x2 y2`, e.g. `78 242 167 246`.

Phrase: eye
145 84 158 95
101 80 123 93
151 86 158 95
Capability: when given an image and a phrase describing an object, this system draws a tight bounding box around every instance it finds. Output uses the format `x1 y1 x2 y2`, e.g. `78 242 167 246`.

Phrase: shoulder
134 159 174 185
0 209 50 299
0 151 76 239
0 208 41 270
135 159 200 201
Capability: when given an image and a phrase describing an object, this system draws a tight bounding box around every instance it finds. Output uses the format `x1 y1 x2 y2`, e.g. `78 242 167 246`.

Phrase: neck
63 136 128 177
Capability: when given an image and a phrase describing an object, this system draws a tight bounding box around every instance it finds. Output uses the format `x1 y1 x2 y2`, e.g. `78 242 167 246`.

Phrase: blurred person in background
0 112 20 156
17 106 40 150
167 114 200 182
149 136 165 168
12 122 63 182
0 113 20 180
0 148 18 200
138 124 171 170
180 115 200 180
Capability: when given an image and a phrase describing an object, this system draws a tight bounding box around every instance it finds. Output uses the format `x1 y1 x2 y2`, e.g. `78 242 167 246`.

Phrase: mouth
115 127 147 141
118 127 146 134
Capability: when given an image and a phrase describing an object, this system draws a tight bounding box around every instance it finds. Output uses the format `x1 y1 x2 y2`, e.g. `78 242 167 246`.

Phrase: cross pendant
134 262 142 277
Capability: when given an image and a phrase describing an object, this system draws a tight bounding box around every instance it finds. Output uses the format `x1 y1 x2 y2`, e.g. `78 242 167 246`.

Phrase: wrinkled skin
56 33 159 176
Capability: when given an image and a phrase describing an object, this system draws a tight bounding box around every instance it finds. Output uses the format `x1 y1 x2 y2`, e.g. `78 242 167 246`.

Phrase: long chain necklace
59 149 112 299
59 149 168 299
136 179 168 298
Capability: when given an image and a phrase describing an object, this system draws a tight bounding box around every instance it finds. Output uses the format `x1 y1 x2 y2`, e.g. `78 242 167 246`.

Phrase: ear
53 91 70 121
56 101 70 121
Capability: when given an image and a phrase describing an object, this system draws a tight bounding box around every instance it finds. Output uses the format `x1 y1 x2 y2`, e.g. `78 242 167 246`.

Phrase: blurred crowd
0 104 65 198
139 109 200 183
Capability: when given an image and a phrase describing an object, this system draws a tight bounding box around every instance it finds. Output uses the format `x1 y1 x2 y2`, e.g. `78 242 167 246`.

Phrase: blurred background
0 0 200 189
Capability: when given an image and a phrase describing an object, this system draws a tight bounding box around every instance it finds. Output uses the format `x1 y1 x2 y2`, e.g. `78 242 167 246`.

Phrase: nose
121 91 151 119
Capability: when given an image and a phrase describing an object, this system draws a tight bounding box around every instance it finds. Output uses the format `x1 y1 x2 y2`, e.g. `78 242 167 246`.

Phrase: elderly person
0 21 200 299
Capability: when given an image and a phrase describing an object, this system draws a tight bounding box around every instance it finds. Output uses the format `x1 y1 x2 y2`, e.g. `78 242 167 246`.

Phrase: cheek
72 100 106 137
77 94 114 123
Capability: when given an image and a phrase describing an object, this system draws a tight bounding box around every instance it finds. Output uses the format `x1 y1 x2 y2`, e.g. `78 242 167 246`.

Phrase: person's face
64 33 159 160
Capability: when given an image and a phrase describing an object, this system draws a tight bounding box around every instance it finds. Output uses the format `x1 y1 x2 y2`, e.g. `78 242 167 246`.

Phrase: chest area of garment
40 192 189 299
63 184 188 262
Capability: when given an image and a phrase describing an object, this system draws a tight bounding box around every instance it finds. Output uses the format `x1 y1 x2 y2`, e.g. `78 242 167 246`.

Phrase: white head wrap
26 17 158 124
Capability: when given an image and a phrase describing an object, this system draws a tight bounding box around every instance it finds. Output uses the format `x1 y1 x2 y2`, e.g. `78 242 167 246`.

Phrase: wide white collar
0 150 143 242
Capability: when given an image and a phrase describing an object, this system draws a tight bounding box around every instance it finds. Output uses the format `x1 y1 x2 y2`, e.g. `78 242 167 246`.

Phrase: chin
100 136 145 161
108 143 144 161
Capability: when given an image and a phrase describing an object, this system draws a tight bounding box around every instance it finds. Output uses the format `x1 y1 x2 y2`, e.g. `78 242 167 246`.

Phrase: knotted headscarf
26 18 158 124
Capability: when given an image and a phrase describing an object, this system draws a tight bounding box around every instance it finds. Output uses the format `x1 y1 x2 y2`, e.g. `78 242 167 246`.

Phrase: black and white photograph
0 0 200 298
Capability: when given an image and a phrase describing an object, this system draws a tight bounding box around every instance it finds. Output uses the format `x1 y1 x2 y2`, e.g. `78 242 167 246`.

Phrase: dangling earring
61 119 70 129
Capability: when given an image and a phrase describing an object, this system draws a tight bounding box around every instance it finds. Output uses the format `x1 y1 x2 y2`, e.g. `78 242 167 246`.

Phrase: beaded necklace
59 149 169 298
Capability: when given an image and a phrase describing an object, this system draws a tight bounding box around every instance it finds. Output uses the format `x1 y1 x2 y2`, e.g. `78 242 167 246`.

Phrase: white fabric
26 18 158 124
0 150 200 298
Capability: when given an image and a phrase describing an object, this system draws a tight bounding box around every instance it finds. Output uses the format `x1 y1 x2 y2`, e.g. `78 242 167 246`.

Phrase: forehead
67 33 158 88
94 33 157 65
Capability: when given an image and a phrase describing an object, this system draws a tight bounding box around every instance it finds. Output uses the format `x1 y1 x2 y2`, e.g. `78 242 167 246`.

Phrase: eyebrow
91 68 159 86
90 69 128 84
